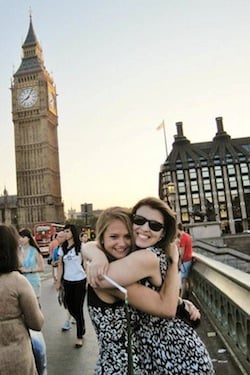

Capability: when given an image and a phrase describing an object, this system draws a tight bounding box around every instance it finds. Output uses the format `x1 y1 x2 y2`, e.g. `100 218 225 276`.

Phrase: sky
0 1 250 213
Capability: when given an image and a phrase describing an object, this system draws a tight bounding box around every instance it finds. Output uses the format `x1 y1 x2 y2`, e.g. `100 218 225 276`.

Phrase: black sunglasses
132 214 164 232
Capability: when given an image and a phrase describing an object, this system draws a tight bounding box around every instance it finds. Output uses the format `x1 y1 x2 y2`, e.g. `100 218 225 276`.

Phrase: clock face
18 87 38 108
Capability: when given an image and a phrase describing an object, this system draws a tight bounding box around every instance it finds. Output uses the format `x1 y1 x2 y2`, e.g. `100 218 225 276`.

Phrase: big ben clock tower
11 16 64 229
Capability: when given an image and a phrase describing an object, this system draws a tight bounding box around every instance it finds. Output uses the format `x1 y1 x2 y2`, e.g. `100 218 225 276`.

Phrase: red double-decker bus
33 222 64 256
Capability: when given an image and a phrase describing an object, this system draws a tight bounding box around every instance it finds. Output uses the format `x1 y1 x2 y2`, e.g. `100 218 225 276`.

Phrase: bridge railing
191 252 250 375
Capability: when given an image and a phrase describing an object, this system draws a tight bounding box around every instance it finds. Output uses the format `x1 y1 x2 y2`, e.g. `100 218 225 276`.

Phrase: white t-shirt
58 247 86 281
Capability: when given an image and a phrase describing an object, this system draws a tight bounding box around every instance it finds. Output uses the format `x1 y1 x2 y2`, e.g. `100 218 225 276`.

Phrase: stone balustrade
192 253 250 374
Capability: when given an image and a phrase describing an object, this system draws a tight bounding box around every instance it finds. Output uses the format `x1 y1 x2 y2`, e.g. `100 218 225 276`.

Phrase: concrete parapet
192 253 250 374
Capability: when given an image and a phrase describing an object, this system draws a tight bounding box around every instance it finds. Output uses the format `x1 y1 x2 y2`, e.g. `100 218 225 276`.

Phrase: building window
219 203 228 218
242 143 250 153
214 166 222 176
179 195 187 206
181 208 189 223
189 168 197 179
226 154 233 163
214 156 221 165
240 163 248 174
203 178 211 191
192 193 200 205
242 175 250 187
176 170 184 180
187 159 195 168
178 182 186 193
191 180 198 192
227 164 235 175
205 192 213 201
201 167 209 178
218 191 225 202
229 176 237 188
216 177 224 190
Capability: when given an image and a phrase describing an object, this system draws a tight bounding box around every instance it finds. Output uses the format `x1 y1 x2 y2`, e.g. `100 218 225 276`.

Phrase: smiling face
133 205 165 249
103 219 132 259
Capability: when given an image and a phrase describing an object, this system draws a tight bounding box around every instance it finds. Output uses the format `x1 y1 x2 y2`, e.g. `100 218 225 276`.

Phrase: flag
156 121 164 131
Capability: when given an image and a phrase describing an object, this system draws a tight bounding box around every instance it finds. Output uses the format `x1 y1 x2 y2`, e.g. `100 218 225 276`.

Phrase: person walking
55 224 87 348
51 230 75 331
0 224 44 375
51 231 65 283
19 228 45 304
79 231 89 244
177 222 194 298
49 234 59 282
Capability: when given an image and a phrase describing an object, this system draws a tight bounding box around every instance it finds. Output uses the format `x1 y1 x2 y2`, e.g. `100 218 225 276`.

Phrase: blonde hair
96 206 135 255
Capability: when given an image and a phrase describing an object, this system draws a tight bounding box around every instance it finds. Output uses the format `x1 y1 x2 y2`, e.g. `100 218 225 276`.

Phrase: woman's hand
183 299 201 321
85 253 109 288
167 242 180 266
55 279 61 291
82 242 110 287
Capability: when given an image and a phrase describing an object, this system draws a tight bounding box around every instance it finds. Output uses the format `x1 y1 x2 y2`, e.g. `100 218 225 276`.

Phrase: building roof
162 117 250 171
14 16 44 76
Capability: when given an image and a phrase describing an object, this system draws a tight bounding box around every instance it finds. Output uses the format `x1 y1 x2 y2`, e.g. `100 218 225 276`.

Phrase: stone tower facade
11 17 64 229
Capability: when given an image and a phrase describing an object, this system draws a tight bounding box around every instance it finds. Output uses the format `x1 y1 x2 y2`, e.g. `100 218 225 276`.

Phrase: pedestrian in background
19 228 45 304
51 231 65 282
49 233 58 258
79 231 88 244
177 222 194 298
53 231 76 331
56 224 87 348
0 224 44 374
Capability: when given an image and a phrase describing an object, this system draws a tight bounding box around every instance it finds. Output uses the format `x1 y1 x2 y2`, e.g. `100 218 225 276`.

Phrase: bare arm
88 241 200 319
55 255 63 291
87 249 161 288
83 241 161 288
35 252 45 272
18 274 44 330
101 242 179 317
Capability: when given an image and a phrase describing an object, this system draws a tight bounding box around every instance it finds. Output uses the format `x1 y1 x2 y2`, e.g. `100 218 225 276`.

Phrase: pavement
41 275 98 375
41 268 242 375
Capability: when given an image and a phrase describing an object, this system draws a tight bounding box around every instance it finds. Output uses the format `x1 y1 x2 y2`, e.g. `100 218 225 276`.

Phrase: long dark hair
62 224 81 255
131 197 176 251
0 225 20 273
19 228 41 253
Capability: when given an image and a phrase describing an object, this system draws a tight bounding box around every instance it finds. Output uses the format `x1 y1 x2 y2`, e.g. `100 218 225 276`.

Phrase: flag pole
162 120 168 158
156 120 168 158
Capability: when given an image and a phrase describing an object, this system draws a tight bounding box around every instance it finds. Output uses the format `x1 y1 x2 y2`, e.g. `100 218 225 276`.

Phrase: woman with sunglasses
84 197 214 374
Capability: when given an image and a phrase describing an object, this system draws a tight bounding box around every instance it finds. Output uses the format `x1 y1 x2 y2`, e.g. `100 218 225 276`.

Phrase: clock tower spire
11 17 64 229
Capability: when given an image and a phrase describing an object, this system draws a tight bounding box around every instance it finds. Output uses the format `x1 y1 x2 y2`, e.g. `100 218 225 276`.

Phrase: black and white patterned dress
88 246 215 374
131 246 215 374
88 285 140 374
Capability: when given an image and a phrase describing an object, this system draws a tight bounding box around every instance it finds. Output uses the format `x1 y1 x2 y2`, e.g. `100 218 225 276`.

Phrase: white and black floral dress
88 285 140 374
131 246 215 374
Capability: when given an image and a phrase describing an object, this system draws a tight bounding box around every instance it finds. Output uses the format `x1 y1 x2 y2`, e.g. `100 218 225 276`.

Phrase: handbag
176 301 200 329
58 285 67 309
